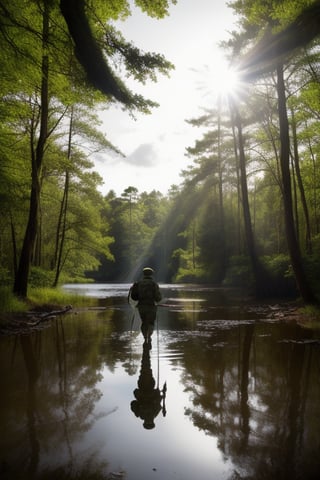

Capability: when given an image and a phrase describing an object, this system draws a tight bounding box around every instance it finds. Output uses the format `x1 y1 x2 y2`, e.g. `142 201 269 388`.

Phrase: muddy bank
0 305 73 336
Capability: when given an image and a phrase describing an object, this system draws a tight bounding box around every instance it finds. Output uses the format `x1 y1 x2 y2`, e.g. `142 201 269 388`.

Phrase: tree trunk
13 3 50 297
216 99 226 280
276 63 317 304
53 170 70 287
10 215 18 277
231 100 271 297
306 132 319 234
52 110 73 286
291 109 312 254
291 154 300 244
230 114 242 255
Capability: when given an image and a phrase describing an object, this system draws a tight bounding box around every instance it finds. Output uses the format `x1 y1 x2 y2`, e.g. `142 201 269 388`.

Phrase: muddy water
1 284 320 480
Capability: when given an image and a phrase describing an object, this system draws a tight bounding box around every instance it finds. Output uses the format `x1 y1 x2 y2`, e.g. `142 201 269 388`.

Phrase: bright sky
95 0 237 196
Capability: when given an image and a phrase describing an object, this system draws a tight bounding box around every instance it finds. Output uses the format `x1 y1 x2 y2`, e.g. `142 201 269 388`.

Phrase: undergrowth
0 286 97 314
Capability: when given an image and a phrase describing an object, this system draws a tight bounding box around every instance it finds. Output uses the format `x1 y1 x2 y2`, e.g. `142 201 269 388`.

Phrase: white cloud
126 143 158 167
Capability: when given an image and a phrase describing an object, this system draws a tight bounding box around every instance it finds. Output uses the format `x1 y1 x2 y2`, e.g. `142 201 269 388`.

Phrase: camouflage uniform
129 268 161 343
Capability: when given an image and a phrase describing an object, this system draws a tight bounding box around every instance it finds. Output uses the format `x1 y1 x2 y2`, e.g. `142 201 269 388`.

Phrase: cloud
126 143 158 167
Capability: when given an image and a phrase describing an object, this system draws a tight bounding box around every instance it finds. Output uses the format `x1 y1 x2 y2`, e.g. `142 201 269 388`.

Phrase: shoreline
1 300 319 336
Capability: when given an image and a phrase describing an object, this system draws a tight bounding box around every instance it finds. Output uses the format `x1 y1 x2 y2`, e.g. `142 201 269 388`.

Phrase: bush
0 266 11 286
261 254 297 297
223 256 253 288
29 267 55 288
0 287 27 313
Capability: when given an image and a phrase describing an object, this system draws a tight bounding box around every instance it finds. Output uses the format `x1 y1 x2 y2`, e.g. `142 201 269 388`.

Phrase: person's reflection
131 342 167 429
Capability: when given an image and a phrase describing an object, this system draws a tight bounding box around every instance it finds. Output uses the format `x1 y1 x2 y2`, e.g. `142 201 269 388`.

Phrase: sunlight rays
194 54 244 106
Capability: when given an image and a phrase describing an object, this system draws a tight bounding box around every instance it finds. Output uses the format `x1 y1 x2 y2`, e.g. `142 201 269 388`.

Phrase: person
129 267 162 345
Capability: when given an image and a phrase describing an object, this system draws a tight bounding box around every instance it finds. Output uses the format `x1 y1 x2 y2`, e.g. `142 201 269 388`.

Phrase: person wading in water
129 267 162 347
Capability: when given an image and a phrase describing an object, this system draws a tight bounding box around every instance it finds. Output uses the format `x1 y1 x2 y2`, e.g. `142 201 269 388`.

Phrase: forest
0 0 320 305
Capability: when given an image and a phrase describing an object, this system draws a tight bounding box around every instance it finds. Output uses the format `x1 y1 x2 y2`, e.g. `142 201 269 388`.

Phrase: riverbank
0 286 100 335
1 297 319 336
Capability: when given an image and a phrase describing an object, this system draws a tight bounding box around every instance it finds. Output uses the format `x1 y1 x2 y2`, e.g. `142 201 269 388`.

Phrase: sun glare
195 55 242 104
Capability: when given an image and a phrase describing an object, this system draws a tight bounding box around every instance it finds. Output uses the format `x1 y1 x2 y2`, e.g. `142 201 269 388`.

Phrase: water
1 284 320 480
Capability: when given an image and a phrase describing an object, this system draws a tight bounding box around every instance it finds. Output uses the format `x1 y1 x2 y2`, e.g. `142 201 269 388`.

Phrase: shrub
223 256 253 288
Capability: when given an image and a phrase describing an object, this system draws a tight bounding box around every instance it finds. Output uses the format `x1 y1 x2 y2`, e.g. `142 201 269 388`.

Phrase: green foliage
28 288 97 308
303 251 320 293
1 0 320 302
29 268 55 288
0 266 11 286
0 0 177 295
134 0 177 19
299 304 320 324
94 187 169 281
223 256 254 288
0 287 27 313
261 254 298 297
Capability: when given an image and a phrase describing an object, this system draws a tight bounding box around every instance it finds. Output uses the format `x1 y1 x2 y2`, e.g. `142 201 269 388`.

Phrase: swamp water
1 284 320 480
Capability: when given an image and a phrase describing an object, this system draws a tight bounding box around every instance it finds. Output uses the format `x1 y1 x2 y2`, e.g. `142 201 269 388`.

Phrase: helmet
143 267 154 276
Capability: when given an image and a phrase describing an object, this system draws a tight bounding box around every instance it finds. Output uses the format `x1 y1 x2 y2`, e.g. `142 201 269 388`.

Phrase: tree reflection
178 321 320 479
20 334 41 478
2 314 117 479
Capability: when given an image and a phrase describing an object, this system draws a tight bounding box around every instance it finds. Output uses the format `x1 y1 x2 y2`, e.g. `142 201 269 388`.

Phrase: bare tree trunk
52 110 73 286
13 3 50 297
230 100 271 297
306 133 319 234
230 107 242 255
53 170 70 287
216 100 226 280
10 215 18 277
276 63 317 304
291 155 299 244
291 109 312 254
53 108 73 287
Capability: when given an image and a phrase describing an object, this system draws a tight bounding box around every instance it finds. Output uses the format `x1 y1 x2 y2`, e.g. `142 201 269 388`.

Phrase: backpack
129 279 161 305
138 279 157 304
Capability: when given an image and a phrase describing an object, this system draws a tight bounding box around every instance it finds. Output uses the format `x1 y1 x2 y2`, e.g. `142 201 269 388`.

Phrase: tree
59 0 176 108
230 98 272 297
228 0 319 303
13 1 51 297
0 0 175 297
276 62 316 303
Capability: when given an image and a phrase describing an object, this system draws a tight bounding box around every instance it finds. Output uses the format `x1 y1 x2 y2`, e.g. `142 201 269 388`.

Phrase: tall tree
276 62 316 303
0 0 175 297
228 0 319 303
230 99 271 297
13 1 51 296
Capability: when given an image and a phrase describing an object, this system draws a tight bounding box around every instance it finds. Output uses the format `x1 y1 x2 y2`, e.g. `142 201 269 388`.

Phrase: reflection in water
1 285 320 480
20 335 41 478
131 341 167 429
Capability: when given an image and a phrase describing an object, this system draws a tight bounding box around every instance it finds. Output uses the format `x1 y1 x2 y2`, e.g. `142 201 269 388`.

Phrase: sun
213 60 239 95
194 54 242 104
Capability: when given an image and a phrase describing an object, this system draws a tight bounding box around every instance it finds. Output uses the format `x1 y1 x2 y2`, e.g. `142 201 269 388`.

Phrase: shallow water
1 284 320 480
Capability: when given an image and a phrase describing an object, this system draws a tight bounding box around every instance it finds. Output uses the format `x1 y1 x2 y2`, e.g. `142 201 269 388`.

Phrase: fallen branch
0 305 73 336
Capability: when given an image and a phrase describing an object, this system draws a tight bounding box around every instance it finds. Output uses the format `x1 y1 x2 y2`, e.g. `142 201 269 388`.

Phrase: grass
28 287 98 308
298 304 320 328
0 287 27 313
0 286 98 314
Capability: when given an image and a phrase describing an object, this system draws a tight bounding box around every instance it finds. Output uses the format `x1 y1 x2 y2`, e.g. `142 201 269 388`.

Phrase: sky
94 0 238 196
